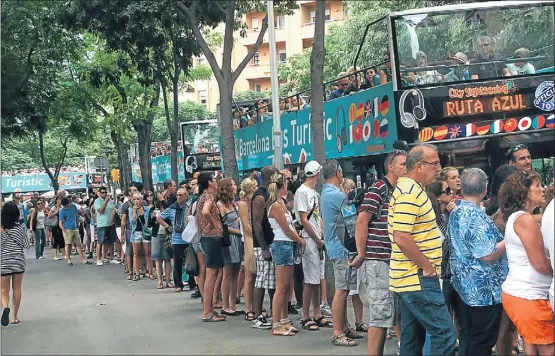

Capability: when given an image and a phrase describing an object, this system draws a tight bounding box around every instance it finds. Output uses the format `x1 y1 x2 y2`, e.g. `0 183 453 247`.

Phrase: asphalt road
1 250 399 355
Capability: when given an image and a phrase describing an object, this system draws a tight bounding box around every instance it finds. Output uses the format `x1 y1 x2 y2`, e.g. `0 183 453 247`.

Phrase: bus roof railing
388 0 552 19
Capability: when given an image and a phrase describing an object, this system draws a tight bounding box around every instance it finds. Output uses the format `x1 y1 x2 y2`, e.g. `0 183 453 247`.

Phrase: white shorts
116 227 122 241
301 238 324 285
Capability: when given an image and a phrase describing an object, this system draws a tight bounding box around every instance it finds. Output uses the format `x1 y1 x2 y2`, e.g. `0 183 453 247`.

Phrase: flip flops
201 314 226 322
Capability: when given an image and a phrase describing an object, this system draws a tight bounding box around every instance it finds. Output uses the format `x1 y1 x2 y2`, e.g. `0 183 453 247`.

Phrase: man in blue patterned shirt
448 168 508 356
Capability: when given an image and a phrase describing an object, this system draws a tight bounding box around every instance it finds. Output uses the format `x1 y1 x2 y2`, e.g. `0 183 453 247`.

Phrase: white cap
304 160 322 177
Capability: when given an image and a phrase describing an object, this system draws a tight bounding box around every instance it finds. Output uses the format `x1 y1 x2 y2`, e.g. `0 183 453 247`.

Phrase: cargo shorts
358 259 398 328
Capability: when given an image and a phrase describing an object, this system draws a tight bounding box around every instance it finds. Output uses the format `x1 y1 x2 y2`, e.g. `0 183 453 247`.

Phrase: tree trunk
38 128 59 194
219 76 239 182
171 77 180 183
310 0 326 193
161 84 178 183
133 84 160 192
111 130 131 188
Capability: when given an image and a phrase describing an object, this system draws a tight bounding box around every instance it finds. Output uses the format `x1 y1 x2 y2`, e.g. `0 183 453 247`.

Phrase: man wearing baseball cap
443 52 469 82
294 160 331 330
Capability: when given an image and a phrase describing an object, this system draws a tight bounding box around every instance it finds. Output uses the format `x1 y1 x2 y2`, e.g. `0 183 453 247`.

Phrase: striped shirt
388 177 442 293
359 179 393 261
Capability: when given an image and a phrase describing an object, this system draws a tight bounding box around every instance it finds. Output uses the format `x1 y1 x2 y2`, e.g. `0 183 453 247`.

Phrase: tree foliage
152 101 216 142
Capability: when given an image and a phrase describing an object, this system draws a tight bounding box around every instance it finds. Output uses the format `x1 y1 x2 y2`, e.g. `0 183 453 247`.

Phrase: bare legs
142 243 153 277
202 267 224 321
1 273 24 323
244 269 255 313
236 265 245 302
133 243 142 277
213 269 223 306
196 252 206 299
272 265 294 334
222 263 241 312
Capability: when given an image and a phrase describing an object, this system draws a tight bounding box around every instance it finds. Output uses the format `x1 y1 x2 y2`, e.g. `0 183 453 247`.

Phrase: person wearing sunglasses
29 199 48 260
498 170 553 355
470 36 511 80
507 144 532 174
94 187 116 266
388 143 456 355
328 73 349 100
448 169 509 356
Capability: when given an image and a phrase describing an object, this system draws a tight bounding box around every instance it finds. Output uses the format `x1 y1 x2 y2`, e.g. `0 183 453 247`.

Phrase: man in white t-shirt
294 160 330 330
541 199 554 311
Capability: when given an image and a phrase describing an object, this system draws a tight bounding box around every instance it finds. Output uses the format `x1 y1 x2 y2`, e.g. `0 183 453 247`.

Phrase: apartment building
180 0 345 112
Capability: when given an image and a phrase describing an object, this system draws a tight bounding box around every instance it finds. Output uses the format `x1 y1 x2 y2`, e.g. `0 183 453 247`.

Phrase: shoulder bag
217 205 232 247
136 213 152 241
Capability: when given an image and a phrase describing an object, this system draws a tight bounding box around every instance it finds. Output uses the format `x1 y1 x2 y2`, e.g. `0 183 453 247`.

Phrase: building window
252 17 259 31
200 96 207 106
255 84 261 92
253 52 260 66
275 15 285 28
310 9 329 23
279 51 287 63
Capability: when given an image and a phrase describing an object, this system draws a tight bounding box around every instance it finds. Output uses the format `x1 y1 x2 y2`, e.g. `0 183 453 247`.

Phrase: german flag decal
380 95 390 117
418 127 434 142
476 124 490 136
433 126 448 141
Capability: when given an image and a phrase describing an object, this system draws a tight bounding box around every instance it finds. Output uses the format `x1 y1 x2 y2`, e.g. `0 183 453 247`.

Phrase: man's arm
97 198 109 214
299 212 322 245
393 231 435 275
252 195 268 250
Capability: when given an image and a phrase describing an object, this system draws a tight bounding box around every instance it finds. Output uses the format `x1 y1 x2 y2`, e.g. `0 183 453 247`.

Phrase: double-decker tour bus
233 0 553 185
388 0 554 178
180 120 223 179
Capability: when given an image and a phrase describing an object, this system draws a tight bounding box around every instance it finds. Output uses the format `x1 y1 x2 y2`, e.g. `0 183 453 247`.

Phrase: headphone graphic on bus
185 155 198 173
336 105 347 153
398 89 427 129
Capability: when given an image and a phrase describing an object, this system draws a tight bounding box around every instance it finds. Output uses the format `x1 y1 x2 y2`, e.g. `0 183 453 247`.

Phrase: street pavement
1 250 399 355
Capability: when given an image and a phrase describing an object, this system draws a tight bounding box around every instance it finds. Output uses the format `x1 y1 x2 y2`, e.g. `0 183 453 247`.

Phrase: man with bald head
388 144 456 355
250 165 279 329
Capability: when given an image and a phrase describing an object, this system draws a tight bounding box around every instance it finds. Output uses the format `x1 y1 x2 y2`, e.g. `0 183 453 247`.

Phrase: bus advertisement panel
2 172 88 194
234 82 398 171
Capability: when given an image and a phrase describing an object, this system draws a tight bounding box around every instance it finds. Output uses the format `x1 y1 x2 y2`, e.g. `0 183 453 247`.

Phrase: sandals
148 274 155 280
314 316 333 328
355 322 370 332
201 314 226 322
245 311 256 321
282 320 298 333
301 318 320 331
157 282 164 289
1 307 10 326
126 274 133 281
132 274 140 281
174 287 183 292
346 328 363 339
213 301 223 309
272 326 295 336
331 333 358 347
68 262 74 266
221 309 238 316
166 282 175 288
11 319 20 325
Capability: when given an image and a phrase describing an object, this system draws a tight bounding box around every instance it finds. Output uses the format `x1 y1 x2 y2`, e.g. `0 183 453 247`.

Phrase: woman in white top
29 199 48 260
267 173 305 336
499 171 554 355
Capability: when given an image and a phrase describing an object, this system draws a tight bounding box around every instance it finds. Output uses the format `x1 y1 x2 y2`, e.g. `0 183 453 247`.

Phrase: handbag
185 244 199 276
216 205 231 247
137 214 152 241
182 203 198 243
44 213 58 228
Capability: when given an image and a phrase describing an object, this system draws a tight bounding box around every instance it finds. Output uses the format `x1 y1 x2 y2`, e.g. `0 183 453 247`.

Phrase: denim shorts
97 226 115 244
271 241 295 267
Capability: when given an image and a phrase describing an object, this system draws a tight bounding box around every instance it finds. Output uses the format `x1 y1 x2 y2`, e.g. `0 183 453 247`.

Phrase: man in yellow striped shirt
388 143 456 355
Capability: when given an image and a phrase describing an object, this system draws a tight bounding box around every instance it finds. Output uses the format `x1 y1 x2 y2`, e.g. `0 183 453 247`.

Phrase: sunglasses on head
506 143 528 159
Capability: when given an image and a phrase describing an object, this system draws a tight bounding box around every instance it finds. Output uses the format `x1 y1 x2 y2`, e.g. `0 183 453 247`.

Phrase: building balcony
242 63 271 80
239 26 287 46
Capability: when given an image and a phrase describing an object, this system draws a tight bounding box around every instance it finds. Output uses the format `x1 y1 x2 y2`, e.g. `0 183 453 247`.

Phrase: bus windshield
393 4 554 88
181 120 220 154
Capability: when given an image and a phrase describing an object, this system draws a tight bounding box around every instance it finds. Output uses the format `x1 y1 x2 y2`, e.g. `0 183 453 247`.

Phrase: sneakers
87 252 93 259
110 259 120 264
191 290 201 299
320 302 332 317
53 256 61 261
38 256 45 260
96 260 103 266
251 315 272 329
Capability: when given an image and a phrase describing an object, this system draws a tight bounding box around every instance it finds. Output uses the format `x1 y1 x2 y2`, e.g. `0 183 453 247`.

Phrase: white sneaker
53 257 60 261
96 260 103 266
320 302 332 317
38 256 45 260
110 259 120 264
251 316 272 329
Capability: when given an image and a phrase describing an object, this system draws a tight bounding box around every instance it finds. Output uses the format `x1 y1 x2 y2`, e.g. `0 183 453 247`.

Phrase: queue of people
1 143 553 356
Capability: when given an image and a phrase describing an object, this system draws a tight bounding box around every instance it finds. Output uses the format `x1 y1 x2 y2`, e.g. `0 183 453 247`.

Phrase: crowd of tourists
1 143 554 356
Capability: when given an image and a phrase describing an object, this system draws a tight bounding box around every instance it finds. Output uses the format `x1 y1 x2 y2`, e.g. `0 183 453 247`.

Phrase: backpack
339 180 389 253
